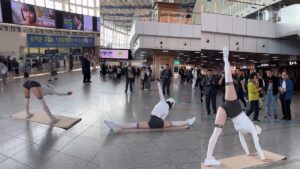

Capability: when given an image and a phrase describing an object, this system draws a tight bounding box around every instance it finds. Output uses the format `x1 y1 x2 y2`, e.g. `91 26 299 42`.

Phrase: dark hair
207 69 212 72
166 101 172 109
21 4 37 23
249 72 257 79
236 68 241 71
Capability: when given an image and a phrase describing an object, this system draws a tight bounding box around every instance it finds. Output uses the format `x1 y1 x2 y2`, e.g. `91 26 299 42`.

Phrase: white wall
0 31 26 58
276 4 300 37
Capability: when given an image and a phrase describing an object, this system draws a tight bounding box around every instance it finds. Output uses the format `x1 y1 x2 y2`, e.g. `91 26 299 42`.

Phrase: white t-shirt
282 80 286 89
150 82 169 120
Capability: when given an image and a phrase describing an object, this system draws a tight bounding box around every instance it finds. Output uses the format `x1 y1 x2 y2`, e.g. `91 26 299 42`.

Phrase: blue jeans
264 91 278 117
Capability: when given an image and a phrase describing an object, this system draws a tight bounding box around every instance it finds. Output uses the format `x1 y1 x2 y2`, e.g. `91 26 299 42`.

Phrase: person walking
246 72 262 122
192 67 198 89
160 64 173 96
279 72 294 120
202 69 218 115
263 69 280 119
0 58 8 85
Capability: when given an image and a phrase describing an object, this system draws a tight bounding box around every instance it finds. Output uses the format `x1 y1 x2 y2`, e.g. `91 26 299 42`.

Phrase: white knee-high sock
171 120 188 127
206 127 223 159
116 123 137 129
223 47 232 83
39 99 54 119
25 98 30 114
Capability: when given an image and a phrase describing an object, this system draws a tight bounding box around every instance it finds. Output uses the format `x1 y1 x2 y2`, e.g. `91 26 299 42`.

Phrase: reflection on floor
0 71 299 169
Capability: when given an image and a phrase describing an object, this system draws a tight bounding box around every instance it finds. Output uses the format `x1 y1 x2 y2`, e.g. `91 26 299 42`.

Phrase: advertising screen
0 1 3 23
100 49 129 59
97 17 100 32
63 12 84 30
11 1 56 28
83 15 92 31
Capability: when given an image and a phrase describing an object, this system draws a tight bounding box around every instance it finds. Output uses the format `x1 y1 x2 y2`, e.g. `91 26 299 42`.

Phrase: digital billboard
100 49 129 59
11 1 56 28
97 17 100 32
63 12 84 30
0 1 3 23
83 15 92 31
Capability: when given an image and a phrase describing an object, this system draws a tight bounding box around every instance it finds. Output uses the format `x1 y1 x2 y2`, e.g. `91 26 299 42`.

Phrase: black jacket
201 75 218 96
81 58 91 74
264 76 280 95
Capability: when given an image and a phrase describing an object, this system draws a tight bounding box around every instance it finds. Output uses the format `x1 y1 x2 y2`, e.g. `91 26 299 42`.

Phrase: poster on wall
100 49 129 59
83 15 93 31
11 1 56 28
63 12 84 30
0 1 3 23
97 17 100 32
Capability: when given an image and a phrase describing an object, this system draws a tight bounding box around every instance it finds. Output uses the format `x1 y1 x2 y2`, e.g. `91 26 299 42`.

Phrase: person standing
202 69 218 115
125 62 135 93
192 67 198 89
24 60 31 78
0 58 8 85
246 72 261 122
160 64 173 96
81 54 91 83
236 68 247 109
69 55 73 71
140 67 146 90
146 67 152 90
279 72 294 120
264 69 280 119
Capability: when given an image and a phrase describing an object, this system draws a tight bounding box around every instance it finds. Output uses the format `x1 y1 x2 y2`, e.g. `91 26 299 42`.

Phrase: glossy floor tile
0 71 300 169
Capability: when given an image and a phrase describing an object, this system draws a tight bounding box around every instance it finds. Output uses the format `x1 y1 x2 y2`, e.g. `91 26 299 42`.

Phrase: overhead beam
227 0 267 6
101 5 152 10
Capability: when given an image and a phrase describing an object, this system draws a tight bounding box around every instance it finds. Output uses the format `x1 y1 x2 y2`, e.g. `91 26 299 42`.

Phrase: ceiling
100 0 197 27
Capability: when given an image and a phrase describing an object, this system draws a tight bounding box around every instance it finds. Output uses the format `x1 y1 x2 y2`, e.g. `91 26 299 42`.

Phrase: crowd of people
186 66 295 121
0 56 20 85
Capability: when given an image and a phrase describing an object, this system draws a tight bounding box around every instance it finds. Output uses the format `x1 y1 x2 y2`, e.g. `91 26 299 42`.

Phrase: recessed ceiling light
179 53 184 55
201 53 204 56
219 51 223 53
233 55 239 57
141 51 147 54
202 60 207 62
215 58 221 60
272 56 278 58
202 55 208 58
239 57 245 60
195 57 200 58
163 50 168 53
194 51 201 54
264 54 269 56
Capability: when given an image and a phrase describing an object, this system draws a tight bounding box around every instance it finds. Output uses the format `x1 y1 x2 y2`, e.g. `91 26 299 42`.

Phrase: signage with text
27 34 95 47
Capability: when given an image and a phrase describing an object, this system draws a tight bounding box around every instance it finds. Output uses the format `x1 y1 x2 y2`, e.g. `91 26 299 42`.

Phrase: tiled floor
0 71 300 169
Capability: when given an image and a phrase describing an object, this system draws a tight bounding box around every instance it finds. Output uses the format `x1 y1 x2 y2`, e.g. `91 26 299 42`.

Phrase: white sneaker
187 117 196 126
104 120 121 133
204 157 221 166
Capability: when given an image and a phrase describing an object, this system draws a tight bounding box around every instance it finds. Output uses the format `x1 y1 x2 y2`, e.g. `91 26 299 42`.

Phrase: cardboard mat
118 125 190 133
11 111 81 130
201 150 286 169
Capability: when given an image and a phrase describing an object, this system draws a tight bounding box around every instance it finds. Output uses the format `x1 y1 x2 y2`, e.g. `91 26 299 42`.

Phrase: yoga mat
118 125 190 133
11 111 81 130
201 150 286 169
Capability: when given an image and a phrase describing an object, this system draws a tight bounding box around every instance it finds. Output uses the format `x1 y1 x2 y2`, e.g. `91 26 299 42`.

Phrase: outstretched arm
239 132 250 155
52 90 73 96
42 86 72 96
157 81 165 101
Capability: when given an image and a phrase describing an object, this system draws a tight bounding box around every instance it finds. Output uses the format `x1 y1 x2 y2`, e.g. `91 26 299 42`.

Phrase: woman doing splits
104 82 196 132
23 80 72 123
204 47 272 166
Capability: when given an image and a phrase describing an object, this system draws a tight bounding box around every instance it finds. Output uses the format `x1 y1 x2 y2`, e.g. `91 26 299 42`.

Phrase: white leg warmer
206 127 223 159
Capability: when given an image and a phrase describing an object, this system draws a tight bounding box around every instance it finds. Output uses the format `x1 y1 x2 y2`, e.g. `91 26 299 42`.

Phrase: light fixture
201 53 204 55
163 50 168 53
202 60 207 62
239 57 245 60
215 58 221 60
195 57 200 58
141 51 147 54
272 56 278 58
202 55 208 58
194 51 201 54
179 53 184 55
219 51 223 54
233 55 239 57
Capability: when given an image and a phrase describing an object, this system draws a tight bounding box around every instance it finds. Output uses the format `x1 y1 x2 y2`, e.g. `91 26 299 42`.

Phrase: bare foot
263 159 273 163
26 113 34 119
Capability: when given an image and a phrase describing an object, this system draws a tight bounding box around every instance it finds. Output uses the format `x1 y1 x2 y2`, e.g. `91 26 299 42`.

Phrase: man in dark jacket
125 62 135 93
160 64 173 96
201 69 218 114
263 69 280 119
279 72 294 120
81 54 91 83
